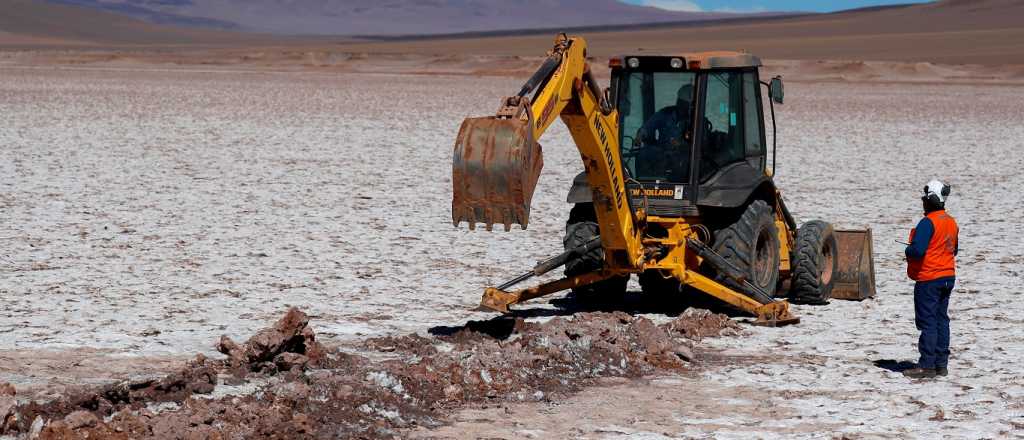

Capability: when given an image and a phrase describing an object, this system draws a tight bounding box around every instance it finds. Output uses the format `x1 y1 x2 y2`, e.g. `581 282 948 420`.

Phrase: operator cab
606 52 782 217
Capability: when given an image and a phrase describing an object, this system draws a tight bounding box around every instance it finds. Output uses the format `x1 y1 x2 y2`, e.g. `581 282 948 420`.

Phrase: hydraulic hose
517 54 562 99
497 236 602 290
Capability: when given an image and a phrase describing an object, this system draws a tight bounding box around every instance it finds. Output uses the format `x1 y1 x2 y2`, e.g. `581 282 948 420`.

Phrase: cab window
742 72 765 170
699 71 745 182
617 71 697 183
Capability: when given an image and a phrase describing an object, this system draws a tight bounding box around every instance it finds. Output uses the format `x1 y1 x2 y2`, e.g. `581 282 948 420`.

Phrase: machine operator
633 83 696 181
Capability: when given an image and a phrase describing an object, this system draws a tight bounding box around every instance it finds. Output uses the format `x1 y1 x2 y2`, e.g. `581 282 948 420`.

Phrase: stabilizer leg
680 270 800 327
752 302 800 327
479 270 614 313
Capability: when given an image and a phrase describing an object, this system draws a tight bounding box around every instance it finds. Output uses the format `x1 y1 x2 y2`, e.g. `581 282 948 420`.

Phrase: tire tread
790 220 836 304
563 204 628 296
711 200 779 297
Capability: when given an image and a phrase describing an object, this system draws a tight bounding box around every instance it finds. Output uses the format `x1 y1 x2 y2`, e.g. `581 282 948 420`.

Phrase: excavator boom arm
452 34 643 267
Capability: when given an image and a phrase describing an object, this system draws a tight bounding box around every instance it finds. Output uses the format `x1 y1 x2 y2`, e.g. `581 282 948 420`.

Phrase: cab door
692 69 769 208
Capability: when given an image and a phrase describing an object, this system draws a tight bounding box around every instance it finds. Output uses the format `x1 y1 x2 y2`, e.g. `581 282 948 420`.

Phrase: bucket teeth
451 207 517 231
451 115 543 231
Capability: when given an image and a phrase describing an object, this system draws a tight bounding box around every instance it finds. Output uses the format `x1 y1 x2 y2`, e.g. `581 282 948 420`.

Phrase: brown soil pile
664 308 743 342
215 307 329 378
1 308 741 439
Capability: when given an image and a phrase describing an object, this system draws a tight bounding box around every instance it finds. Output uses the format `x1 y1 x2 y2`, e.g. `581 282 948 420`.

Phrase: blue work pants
914 277 955 368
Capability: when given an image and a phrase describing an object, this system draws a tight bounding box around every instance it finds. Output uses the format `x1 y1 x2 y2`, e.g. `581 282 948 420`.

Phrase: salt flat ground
1 65 1023 437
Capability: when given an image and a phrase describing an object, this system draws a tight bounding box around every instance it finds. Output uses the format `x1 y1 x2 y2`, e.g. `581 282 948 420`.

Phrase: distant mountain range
4 0 1023 65
47 0 241 30
43 0 758 36
0 0 253 46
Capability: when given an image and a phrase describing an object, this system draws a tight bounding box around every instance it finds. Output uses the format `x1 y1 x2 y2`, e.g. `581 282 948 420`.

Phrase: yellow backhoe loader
452 34 876 326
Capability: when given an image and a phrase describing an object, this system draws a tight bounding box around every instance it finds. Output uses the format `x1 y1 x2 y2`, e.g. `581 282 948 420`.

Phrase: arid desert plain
1 59 1023 438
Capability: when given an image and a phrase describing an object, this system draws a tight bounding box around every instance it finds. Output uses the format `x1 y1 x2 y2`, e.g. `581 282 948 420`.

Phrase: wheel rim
821 240 834 285
754 229 773 287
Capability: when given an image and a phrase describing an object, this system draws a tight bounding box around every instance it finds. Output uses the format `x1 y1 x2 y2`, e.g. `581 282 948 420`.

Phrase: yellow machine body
452 34 874 326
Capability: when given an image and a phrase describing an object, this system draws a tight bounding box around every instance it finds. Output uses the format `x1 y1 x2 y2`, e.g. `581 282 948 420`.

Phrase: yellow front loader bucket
452 112 544 231
832 228 877 300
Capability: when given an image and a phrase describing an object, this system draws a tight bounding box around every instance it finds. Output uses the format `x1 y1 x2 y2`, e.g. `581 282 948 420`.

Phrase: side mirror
769 76 784 104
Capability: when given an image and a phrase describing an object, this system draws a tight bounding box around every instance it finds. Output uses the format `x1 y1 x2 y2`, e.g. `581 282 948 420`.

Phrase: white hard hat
923 179 951 204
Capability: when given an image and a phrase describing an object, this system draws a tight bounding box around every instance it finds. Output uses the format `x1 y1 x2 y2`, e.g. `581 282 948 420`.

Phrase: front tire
790 220 838 305
563 203 628 299
711 200 780 297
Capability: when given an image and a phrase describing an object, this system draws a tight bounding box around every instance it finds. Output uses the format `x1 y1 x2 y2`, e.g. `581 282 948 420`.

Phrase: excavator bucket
831 228 877 300
452 115 544 231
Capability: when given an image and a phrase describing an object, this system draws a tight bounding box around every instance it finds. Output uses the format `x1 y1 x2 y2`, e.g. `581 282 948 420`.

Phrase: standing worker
902 180 959 379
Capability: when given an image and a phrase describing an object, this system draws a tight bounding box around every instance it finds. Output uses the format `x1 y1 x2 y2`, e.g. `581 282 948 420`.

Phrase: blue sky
621 0 931 13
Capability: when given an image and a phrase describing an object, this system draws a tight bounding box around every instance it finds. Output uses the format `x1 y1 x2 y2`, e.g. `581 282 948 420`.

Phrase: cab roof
611 51 762 69
676 51 761 69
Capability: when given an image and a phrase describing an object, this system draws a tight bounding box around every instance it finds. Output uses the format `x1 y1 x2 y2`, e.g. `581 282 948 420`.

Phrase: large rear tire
563 204 629 298
790 220 839 305
711 200 780 297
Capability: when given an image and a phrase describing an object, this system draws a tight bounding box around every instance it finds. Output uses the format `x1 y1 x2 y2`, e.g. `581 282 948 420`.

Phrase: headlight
670 58 683 69
627 57 640 68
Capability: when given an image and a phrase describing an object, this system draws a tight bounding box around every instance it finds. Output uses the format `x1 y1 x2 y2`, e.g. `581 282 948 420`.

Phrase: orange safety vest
907 210 959 282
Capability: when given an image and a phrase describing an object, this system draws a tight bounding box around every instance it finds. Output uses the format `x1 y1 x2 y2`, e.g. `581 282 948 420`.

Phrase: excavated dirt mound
0 308 742 439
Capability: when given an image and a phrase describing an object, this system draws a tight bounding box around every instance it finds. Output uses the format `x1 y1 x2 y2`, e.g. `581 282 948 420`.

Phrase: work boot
936 366 948 377
903 367 937 379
